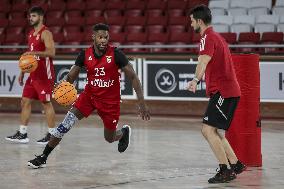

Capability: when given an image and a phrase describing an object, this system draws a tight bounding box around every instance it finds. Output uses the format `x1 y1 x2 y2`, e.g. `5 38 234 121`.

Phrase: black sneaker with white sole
118 125 131 153
230 160 247 174
5 131 29 143
208 164 236 183
37 133 51 145
27 154 47 169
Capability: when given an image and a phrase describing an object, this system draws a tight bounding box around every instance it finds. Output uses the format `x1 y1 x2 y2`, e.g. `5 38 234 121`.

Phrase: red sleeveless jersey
28 25 55 81
84 45 121 103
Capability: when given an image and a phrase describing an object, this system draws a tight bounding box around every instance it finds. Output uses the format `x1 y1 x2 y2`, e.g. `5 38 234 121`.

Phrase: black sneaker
37 133 51 145
118 125 131 153
5 131 29 143
27 154 47 169
208 164 236 183
231 160 247 174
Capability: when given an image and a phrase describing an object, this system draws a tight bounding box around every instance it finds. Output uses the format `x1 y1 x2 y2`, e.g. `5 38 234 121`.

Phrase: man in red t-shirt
5 6 55 145
187 5 246 183
28 23 150 169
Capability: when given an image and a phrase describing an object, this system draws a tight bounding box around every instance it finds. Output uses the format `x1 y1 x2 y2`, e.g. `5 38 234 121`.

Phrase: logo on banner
155 68 177 94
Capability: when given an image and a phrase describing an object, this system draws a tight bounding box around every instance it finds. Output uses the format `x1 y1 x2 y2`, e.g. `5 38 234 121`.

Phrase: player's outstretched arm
64 65 81 84
122 64 150 121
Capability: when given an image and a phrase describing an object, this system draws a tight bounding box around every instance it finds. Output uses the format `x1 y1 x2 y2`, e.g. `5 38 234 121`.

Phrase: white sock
19 125 27 134
48 128 54 134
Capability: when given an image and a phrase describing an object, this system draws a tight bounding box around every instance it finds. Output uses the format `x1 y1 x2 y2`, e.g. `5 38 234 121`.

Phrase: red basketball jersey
28 25 55 81
84 45 121 103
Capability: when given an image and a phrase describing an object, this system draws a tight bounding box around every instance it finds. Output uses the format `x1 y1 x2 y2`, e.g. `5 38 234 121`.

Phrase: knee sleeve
51 111 78 138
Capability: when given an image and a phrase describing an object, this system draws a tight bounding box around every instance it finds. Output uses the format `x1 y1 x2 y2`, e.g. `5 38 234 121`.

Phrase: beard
30 19 39 27
194 26 201 33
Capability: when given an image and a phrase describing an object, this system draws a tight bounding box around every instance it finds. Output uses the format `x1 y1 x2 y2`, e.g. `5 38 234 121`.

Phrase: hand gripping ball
19 54 38 73
53 81 77 106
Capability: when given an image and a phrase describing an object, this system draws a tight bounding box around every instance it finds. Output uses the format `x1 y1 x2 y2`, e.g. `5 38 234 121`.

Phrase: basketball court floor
0 113 283 189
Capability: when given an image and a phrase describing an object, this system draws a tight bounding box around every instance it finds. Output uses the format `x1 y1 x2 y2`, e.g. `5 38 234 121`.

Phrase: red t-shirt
84 45 121 103
199 27 241 98
28 25 55 82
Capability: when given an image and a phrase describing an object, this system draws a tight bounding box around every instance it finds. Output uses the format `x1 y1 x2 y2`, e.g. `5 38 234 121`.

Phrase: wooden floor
0 113 283 189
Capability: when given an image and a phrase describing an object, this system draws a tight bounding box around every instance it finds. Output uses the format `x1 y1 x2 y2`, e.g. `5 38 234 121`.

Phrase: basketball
53 81 77 106
19 54 38 73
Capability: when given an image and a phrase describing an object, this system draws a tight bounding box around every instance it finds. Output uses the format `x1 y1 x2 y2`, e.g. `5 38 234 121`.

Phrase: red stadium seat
85 0 106 10
109 25 123 33
261 32 284 53
48 26 62 34
85 16 106 26
46 17 65 27
124 9 143 17
146 16 167 27
147 33 168 52
147 0 166 10
60 41 81 53
0 18 9 28
11 2 29 12
168 32 192 53
220 32 237 44
46 11 63 19
167 9 185 17
53 33 64 44
2 42 23 53
48 1 66 11
5 32 24 43
106 16 126 26
187 0 209 9
167 0 188 9
6 26 24 35
0 13 7 19
65 16 85 26
9 11 26 19
64 32 84 42
126 16 146 26
145 25 165 33
63 26 82 35
125 25 144 33
8 17 27 27
109 32 126 46
0 3 11 13
125 33 148 52
104 9 122 17
145 9 164 17
65 10 82 18
238 32 260 53
85 10 103 17
106 0 125 10
167 25 187 33
66 1 85 11
168 16 187 25
30 0 46 5
126 0 146 10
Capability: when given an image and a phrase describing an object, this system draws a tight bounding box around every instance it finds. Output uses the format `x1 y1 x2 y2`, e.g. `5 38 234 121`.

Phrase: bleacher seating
0 0 283 54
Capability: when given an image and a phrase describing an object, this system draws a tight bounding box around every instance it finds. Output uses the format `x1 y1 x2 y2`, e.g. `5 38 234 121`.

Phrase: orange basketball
53 81 77 106
19 54 38 73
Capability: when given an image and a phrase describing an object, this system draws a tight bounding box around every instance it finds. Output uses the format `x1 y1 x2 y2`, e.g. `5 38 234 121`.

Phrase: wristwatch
193 77 200 84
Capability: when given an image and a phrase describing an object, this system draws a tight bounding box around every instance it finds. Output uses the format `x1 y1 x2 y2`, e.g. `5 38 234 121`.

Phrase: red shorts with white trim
22 77 54 102
73 90 120 131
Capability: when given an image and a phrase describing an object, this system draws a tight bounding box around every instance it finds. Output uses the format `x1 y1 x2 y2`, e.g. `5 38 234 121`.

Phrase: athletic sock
43 144 54 157
19 125 27 134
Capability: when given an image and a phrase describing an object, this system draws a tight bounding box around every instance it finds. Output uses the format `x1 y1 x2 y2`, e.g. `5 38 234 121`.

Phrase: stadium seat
227 8 247 16
248 7 269 16
66 1 85 11
126 16 146 26
146 0 166 10
124 9 143 17
30 0 46 5
168 32 191 53
104 9 122 17
275 0 284 7
231 24 253 34
273 7 284 15
125 0 146 10
109 32 126 46
168 16 187 25
230 0 250 9
48 1 66 11
167 9 185 17
64 32 84 42
187 0 208 9
8 18 27 27
106 0 125 11
125 33 148 52
145 25 165 33
0 18 9 28
63 26 81 35
60 41 81 53
254 24 276 33
46 11 63 19
261 32 283 53
256 15 279 25
212 15 233 25
11 2 29 12
145 9 164 17
49 26 62 34
85 10 103 17
249 0 272 9
277 24 284 32
0 3 11 13
9 11 26 19
124 25 144 33
167 0 187 9
65 10 82 18
146 16 167 26
212 24 230 33
6 26 24 35
147 33 168 52
85 16 106 26
65 16 85 27
5 32 24 43
210 8 226 16
209 0 229 9
167 25 187 33
220 32 237 44
237 32 260 53
106 16 126 26
46 17 65 27
109 25 123 33
85 0 106 10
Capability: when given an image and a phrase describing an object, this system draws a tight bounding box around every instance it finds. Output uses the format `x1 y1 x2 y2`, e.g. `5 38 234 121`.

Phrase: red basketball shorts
73 90 120 131
22 77 53 102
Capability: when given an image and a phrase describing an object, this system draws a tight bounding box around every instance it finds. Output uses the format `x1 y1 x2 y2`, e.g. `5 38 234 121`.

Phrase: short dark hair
93 23 109 32
29 6 45 16
189 4 212 25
